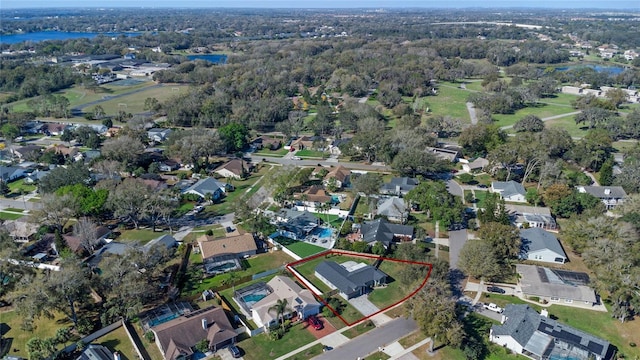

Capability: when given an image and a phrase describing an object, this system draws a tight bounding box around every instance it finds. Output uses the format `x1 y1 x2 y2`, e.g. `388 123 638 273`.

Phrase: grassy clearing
96 85 187 114
116 229 167 244
284 241 326 258
204 166 269 215
239 321 316 360
0 310 77 355
544 116 590 138
254 148 289 157
296 149 326 159
424 84 471 122
97 326 137 360
7 179 37 194
493 104 575 128
342 319 376 339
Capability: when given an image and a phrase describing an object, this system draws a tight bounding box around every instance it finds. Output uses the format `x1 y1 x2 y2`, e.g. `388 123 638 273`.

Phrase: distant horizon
2 0 639 10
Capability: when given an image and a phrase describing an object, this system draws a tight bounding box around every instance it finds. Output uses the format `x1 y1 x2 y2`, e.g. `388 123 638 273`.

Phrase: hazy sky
2 0 639 9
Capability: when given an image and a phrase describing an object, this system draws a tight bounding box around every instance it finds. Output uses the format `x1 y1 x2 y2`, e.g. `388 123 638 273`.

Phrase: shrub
144 331 155 342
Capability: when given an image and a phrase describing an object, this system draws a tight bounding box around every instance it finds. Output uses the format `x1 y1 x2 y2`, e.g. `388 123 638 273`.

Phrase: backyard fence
252 267 284 280
59 320 122 354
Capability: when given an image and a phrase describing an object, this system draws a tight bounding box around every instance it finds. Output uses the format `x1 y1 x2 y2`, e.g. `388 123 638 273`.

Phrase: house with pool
234 275 321 332
198 233 258 275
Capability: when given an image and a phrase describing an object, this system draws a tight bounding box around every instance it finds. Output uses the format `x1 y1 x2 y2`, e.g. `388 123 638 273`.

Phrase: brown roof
152 306 236 359
325 165 350 183
141 179 168 191
215 159 246 177
63 226 111 253
46 123 67 133
198 233 257 260
297 185 331 203
46 145 78 157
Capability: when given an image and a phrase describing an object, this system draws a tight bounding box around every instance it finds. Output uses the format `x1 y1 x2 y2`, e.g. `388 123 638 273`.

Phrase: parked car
483 303 504 313
307 314 323 330
487 286 506 294
229 345 241 358
292 156 301 160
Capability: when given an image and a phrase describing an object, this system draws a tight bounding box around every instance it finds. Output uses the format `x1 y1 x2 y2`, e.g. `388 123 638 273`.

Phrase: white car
483 303 504 313
292 156 301 160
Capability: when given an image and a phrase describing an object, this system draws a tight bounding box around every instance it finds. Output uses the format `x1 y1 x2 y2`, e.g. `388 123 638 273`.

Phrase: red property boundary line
286 249 433 327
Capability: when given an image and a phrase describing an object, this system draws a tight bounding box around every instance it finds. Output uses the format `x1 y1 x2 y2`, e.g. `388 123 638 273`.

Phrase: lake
555 64 626 75
186 54 228 64
0 31 140 44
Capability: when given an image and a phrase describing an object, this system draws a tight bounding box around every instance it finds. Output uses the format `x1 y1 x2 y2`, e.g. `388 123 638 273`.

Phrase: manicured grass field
0 212 24 220
116 229 167 245
255 148 289 157
423 84 472 122
285 241 326 258
97 326 137 360
544 115 590 138
240 321 317 360
95 84 187 114
493 103 576 129
296 149 326 159
7 179 37 194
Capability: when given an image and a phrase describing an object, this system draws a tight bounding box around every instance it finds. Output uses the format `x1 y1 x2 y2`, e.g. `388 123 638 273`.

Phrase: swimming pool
241 291 269 308
315 227 333 239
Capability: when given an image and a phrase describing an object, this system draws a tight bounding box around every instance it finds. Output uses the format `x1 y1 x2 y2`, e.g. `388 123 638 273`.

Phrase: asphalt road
448 229 468 270
0 198 42 210
312 317 418 360
446 179 464 198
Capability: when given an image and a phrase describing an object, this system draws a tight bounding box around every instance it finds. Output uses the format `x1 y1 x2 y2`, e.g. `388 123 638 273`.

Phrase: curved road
246 154 392 172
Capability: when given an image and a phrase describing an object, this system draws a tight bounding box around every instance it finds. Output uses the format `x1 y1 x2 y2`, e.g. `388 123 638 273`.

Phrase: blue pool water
186 54 228 64
315 227 333 239
555 64 626 75
331 195 341 204
242 294 267 303
148 313 179 327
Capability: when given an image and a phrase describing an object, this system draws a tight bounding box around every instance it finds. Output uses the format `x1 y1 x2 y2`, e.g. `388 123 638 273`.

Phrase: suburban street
448 229 468 270
246 154 392 172
312 317 418 360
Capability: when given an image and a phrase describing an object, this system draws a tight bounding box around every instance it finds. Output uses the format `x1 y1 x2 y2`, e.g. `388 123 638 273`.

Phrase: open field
116 229 167 245
97 326 137 360
0 309 77 356
544 116 590 138
94 84 187 114
424 83 471 122
493 103 575 128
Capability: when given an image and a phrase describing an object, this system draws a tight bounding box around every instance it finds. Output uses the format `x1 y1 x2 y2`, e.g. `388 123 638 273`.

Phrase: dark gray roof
184 177 227 197
377 197 407 219
380 177 419 195
516 264 597 303
492 181 526 198
578 185 627 199
77 344 113 360
492 305 611 359
520 228 566 259
315 261 386 295
361 218 413 247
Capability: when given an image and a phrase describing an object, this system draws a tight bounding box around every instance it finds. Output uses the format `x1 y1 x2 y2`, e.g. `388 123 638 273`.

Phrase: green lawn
97 326 137 360
423 84 472 122
0 310 78 355
285 241 326 258
94 85 187 114
544 116 590 138
204 167 269 215
7 179 36 194
239 321 317 360
116 229 167 245
255 148 289 157
342 319 376 339
368 260 427 310
493 103 576 129
0 212 24 220
364 351 391 360
474 190 488 209
296 149 326 159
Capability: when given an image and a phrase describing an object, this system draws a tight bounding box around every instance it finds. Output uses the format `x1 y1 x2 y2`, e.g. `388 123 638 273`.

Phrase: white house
519 227 567 264
491 181 527 203
462 157 489 173
516 264 598 306
576 185 627 210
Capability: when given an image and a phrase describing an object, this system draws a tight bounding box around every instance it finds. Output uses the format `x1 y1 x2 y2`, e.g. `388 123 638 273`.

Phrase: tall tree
107 178 153 229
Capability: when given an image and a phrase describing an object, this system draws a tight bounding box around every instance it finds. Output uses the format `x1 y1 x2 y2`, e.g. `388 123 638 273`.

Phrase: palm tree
268 298 290 333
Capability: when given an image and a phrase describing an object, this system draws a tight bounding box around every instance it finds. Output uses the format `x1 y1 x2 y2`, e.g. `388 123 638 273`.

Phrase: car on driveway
487 286 506 294
229 345 241 358
307 314 323 330
483 302 504 313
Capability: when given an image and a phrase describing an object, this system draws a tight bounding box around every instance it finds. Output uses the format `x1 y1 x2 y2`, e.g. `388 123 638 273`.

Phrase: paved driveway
349 295 380 316
446 179 464 198
312 317 418 360
448 229 468 270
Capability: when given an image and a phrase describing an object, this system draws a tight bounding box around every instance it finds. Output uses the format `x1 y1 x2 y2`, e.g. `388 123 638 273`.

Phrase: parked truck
483 303 504 313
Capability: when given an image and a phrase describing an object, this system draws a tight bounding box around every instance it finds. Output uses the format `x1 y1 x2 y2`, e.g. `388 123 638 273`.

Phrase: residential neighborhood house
576 185 627 210
519 227 567 264
379 177 419 196
505 204 557 230
491 180 527 203
198 233 258 274
376 197 409 224
147 128 173 143
516 264 598 306
490 304 613 360
250 275 321 331
323 165 351 189
214 159 247 180
358 218 414 248
183 177 232 200
315 260 387 299
151 306 237 359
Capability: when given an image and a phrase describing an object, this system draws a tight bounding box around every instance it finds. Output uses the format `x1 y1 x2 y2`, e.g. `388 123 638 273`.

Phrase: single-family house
315 261 387 299
141 178 168 192
295 185 332 207
516 264 598 306
159 159 181 172
147 128 173 143
183 177 231 200
328 138 351 156
251 136 281 150
462 157 489 173
290 135 326 151
520 228 567 264
23 121 45 134
505 204 557 230
379 177 419 196
426 146 459 162
251 275 321 331
151 306 237 359
144 234 177 252
47 144 79 158
0 166 26 182
44 123 70 136
77 344 114 360
274 209 320 240
10 145 42 161
3 218 39 243
63 226 112 254
376 197 408 224
105 127 121 138
214 159 247 180
576 185 627 210
198 233 257 264
491 181 527 203
323 165 350 189
24 169 50 184
359 218 414 248
490 304 613 360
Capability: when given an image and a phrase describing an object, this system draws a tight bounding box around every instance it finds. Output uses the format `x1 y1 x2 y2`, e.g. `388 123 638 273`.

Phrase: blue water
555 64 626 75
186 54 228 64
315 227 333 239
331 195 341 204
0 31 140 44
242 293 267 303
148 313 179 327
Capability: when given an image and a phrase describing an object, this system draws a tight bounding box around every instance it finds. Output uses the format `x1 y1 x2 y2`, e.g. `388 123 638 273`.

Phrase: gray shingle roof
360 218 413 247
377 197 407 219
520 228 566 259
315 261 386 296
492 181 526 198
516 264 597 303
577 185 627 199
184 177 227 197
380 177 419 195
